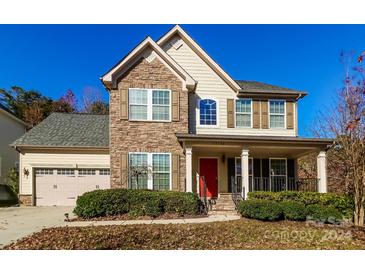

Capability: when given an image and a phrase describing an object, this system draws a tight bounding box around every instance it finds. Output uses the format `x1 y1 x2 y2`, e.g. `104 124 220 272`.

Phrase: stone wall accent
110 56 188 191
18 195 32 206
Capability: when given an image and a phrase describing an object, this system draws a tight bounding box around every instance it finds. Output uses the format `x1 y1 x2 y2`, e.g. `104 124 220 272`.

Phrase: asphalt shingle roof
235 80 305 94
12 113 109 148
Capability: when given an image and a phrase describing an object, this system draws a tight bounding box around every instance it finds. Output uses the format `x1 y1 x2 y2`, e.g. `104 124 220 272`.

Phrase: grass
4 218 365 250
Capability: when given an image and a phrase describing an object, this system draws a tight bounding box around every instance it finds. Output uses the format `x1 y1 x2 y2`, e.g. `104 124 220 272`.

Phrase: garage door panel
35 168 110 206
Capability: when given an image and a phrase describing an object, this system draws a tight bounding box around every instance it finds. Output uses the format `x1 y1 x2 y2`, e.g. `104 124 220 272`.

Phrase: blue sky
0 24 364 136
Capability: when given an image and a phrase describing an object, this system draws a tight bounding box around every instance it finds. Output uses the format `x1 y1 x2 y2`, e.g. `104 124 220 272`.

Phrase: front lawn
4 218 365 250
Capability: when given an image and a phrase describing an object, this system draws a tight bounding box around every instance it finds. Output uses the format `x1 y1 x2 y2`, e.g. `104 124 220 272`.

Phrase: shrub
306 204 343 224
280 201 308 221
238 200 283 221
0 184 18 207
248 191 354 218
74 189 202 218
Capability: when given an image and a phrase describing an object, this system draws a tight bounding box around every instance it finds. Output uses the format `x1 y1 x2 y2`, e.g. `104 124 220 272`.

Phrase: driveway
0 206 74 248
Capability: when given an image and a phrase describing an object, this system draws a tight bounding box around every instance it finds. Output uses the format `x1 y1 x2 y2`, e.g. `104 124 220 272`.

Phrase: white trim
128 88 172 122
196 98 219 128
128 152 172 191
235 98 253 128
101 37 196 91
157 25 241 93
268 99 286 129
269 158 287 191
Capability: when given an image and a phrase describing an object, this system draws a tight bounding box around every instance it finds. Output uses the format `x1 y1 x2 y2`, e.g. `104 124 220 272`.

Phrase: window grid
199 99 217 126
99 169 110 175
129 88 171 121
236 99 252 127
152 90 170 121
152 154 170 190
129 89 148 120
36 169 54 175
78 169 96 175
57 169 75 175
269 100 285 128
270 159 287 176
129 153 148 189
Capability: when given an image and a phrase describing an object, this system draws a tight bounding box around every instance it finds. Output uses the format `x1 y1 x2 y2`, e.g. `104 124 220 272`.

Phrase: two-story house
13 25 332 206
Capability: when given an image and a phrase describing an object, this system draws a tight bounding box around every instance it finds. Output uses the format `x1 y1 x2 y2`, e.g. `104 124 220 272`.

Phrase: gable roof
157 25 242 93
0 103 26 126
236 80 307 97
101 36 196 91
12 113 109 149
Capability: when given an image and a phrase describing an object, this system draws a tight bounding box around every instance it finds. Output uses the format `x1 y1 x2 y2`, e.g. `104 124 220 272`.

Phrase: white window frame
269 158 287 190
128 88 172 122
268 99 286 129
128 152 172 190
235 98 253 128
197 98 219 128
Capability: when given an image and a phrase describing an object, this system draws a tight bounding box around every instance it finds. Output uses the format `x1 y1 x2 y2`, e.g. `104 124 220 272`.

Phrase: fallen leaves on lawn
4 219 365 250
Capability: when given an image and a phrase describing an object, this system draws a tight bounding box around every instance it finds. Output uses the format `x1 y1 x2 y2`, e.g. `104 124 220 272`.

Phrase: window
57 169 75 175
269 100 285 128
36 169 54 175
99 169 110 175
152 90 170 121
129 88 171 121
78 169 96 175
152 154 170 190
270 159 286 176
199 99 217 125
129 153 148 189
236 99 252 127
129 153 171 190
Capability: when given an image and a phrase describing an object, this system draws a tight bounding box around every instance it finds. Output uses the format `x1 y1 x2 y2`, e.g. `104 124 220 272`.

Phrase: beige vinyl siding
163 37 297 137
19 149 110 195
0 110 25 184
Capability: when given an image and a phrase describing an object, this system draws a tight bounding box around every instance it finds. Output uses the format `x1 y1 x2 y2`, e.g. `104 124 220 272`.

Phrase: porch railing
231 176 243 208
248 177 319 192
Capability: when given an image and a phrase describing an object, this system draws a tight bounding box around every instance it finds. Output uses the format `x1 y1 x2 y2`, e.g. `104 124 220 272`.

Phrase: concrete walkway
64 212 240 227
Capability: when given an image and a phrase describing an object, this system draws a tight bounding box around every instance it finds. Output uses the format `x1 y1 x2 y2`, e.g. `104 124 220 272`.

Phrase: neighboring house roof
12 113 109 149
157 25 242 93
0 103 26 126
236 80 307 97
101 36 196 91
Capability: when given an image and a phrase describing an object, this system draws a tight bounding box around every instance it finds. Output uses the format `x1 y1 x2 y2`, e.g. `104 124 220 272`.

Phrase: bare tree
128 164 150 189
81 87 108 114
316 51 365 226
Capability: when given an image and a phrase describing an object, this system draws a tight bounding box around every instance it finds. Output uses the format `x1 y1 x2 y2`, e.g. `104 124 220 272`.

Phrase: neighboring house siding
162 36 297 136
110 56 188 191
0 111 24 184
19 149 110 196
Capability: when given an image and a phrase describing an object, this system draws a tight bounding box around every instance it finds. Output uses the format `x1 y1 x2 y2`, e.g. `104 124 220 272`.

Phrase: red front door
199 158 218 198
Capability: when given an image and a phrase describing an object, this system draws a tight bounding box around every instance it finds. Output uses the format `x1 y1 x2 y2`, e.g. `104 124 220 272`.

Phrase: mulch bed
4 218 365 250
67 213 208 222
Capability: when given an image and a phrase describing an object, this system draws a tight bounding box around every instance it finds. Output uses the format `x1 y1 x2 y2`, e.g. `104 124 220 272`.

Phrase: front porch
178 134 332 200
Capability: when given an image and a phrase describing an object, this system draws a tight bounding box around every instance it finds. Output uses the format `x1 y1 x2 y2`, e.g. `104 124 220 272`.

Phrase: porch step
210 193 237 212
208 210 240 216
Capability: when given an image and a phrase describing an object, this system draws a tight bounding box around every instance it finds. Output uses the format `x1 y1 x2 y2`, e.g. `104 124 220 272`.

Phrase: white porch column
317 151 328 193
241 148 250 199
185 147 193 192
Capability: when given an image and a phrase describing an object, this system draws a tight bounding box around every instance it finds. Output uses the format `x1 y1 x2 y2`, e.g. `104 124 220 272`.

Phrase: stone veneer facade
109 57 188 191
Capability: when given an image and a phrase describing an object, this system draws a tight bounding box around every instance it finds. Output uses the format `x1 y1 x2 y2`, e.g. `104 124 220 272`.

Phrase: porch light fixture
221 154 226 163
23 168 29 177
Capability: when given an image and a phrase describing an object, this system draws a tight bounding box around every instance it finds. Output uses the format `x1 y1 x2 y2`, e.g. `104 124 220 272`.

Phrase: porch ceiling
176 133 333 158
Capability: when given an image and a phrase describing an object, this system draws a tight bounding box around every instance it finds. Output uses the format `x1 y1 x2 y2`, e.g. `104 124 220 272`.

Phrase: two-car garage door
35 168 110 206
